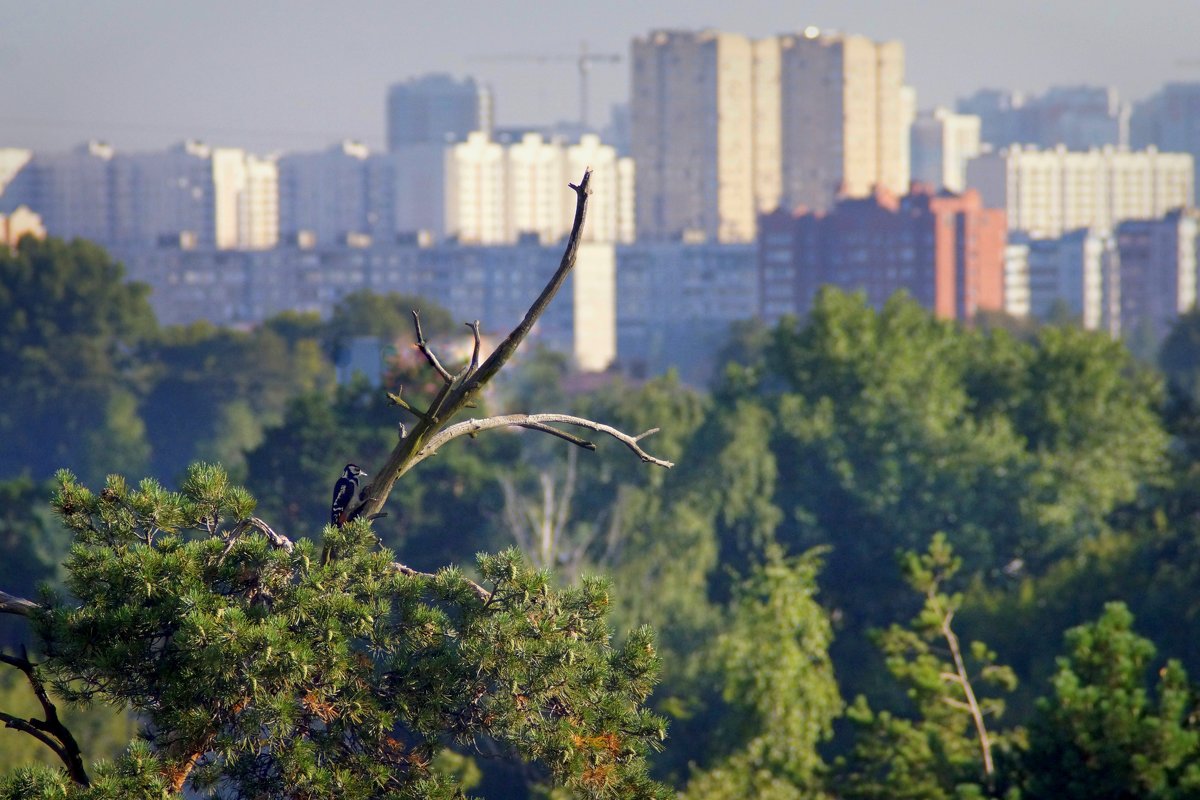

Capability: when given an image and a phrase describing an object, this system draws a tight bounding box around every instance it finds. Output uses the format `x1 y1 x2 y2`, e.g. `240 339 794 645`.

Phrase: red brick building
759 184 1007 321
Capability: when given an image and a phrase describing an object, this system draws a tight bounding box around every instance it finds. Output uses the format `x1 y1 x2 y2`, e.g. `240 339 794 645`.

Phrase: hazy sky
2 0 1197 154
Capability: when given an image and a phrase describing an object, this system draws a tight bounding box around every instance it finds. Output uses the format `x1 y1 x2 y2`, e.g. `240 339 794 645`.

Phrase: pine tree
0 171 676 798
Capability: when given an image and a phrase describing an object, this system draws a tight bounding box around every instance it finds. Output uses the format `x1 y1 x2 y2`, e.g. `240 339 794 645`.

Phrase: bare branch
0 590 38 617
515 421 597 451
466 172 593 391
387 562 490 602
243 517 294 554
413 310 453 383
466 320 482 373
218 517 295 565
0 651 89 785
412 414 674 470
387 388 435 424
0 712 68 760
350 170 596 523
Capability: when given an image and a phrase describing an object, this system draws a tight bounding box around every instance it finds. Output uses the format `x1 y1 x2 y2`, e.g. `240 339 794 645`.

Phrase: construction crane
472 41 621 130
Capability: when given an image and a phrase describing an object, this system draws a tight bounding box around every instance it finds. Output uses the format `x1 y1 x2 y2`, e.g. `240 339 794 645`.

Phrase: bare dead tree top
346 168 673 535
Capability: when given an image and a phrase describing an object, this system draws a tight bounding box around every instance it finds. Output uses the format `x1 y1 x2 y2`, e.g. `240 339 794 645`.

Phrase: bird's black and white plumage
330 464 367 527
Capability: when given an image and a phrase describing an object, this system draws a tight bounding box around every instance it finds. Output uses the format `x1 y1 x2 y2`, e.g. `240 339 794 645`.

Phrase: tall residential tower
631 27 909 243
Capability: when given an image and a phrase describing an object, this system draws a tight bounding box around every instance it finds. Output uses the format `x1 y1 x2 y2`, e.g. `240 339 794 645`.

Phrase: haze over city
3 0 1198 152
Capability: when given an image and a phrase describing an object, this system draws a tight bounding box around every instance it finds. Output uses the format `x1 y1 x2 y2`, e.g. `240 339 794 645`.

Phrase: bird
330 464 368 527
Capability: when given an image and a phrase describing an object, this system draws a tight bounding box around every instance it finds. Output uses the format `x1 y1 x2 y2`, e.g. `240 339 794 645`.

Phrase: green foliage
681 552 841 799
0 237 156 483
837 536 1018 800
1020 603 1200 800
326 290 456 360
0 478 72 617
4 464 670 799
139 321 329 480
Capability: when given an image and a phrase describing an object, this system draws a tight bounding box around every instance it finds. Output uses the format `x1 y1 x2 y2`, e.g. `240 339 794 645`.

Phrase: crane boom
472 41 622 129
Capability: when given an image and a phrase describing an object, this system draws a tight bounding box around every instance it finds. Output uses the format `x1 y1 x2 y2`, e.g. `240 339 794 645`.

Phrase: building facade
1 141 116 244
386 73 492 150
1 142 278 250
758 185 1006 322
278 141 375 246
631 27 909 243
1117 208 1200 339
112 239 617 372
0 206 45 247
958 86 1129 150
616 242 759 382
1019 229 1120 334
911 107 982 192
966 145 1194 237
1132 83 1200 201
778 30 908 213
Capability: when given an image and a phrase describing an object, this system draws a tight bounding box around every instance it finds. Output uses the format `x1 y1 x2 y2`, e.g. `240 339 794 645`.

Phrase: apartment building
966 145 1194 237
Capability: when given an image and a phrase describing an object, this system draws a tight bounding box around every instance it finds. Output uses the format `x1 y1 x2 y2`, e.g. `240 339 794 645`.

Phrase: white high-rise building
212 148 279 250
967 145 1194 237
778 30 908 210
240 155 279 249
445 132 508 244
111 140 219 247
435 131 633 245
911 107 982 192
508 133 568 244
567 134 635 244
0 149 31 197
1003 243 1031 318
2 142 280 250
631 30 759 243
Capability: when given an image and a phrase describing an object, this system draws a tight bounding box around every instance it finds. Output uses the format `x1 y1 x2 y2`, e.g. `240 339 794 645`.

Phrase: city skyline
2 1 1198 154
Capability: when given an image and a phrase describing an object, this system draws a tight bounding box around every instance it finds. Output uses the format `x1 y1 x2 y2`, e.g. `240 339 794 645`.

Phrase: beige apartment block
779 31 908 212
633 28 910 241
212 148 279 249
967 145 1195 237
631 30 758 243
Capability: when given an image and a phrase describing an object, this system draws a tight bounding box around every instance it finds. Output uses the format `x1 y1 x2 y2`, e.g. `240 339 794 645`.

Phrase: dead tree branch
347 170 607 525
412 414 673 469
413 310 453 383
0 650 89 786
0 590 38 617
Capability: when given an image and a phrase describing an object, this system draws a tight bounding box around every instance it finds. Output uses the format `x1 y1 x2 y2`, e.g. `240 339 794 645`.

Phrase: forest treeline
4 236 1200 798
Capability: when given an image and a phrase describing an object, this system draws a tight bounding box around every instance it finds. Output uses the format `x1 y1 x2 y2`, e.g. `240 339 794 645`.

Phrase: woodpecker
330 464 367 527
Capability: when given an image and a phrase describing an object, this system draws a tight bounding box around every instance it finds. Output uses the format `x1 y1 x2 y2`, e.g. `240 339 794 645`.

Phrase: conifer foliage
1 464 667 799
